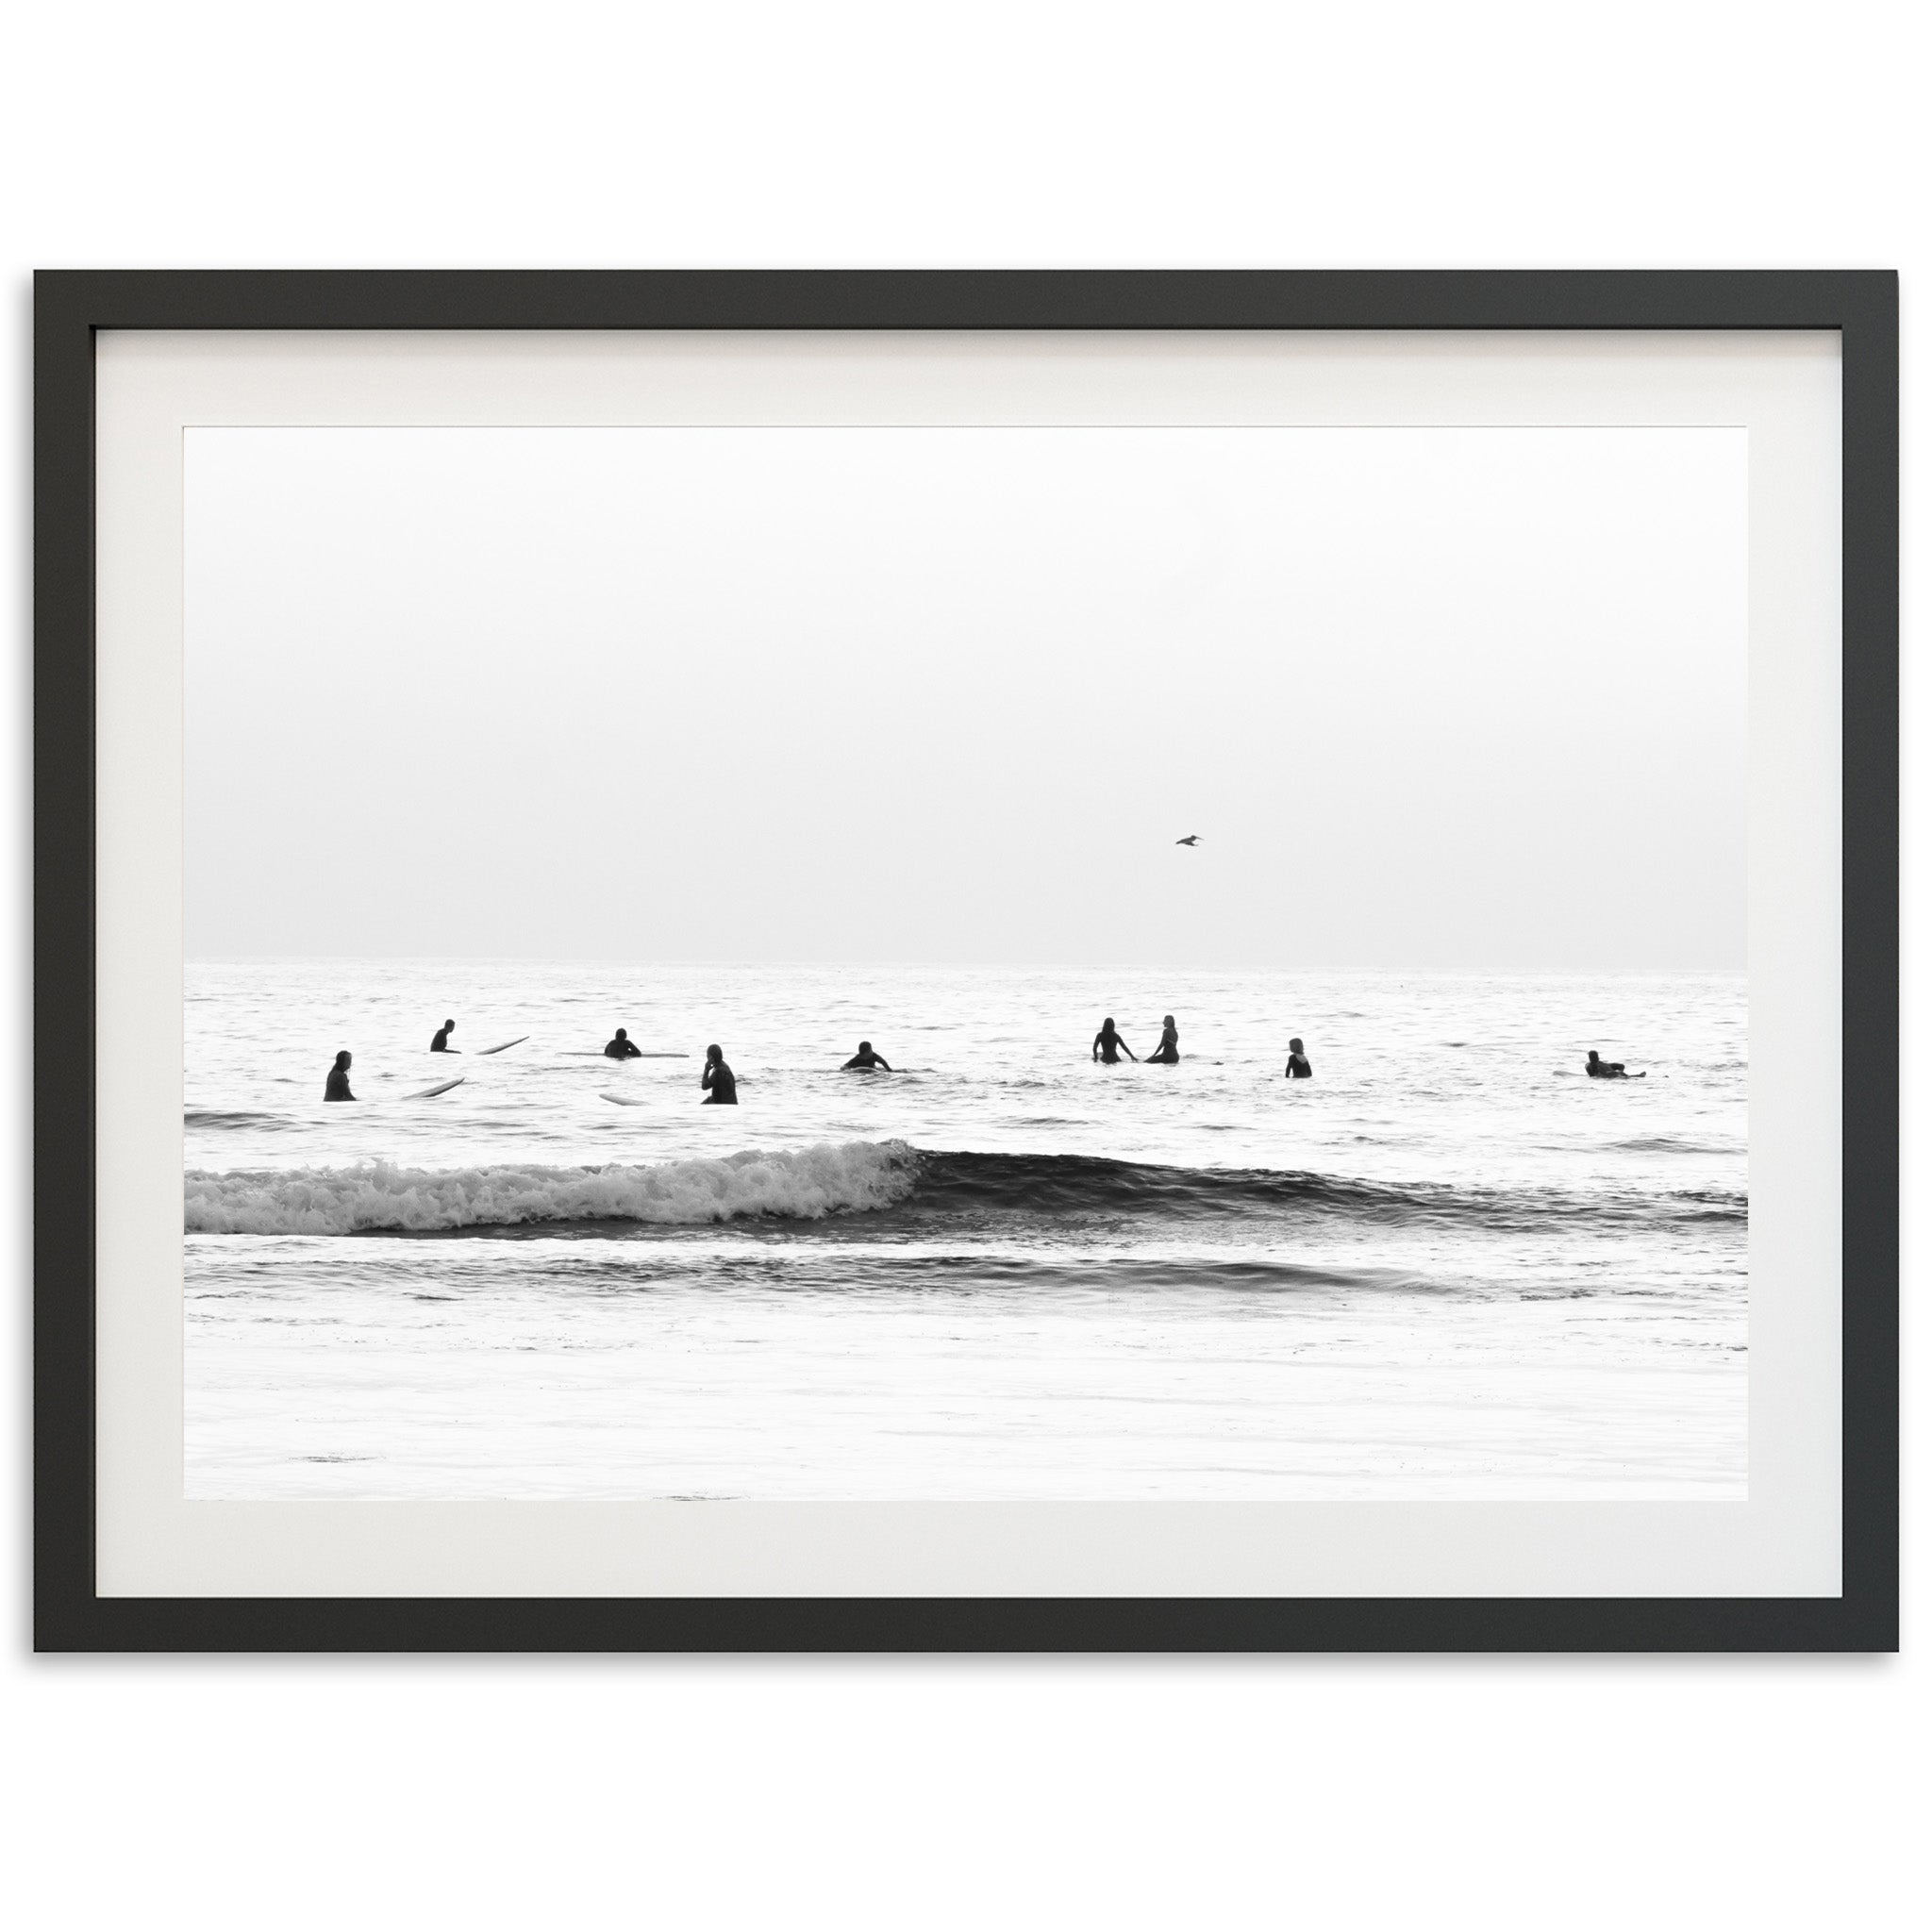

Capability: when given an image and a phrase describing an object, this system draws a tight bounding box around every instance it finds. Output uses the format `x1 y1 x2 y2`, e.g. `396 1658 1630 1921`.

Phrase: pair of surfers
600 1026 735 1101
1091 1015 1182 1065
607 1031 739 1103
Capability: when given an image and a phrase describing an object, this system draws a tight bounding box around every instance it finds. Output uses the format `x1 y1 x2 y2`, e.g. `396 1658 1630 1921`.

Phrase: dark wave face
900 1148 1744 1236
184 1139 1745 1240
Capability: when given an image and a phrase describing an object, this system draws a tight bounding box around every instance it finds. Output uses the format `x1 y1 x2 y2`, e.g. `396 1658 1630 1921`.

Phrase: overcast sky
185 425 1745 969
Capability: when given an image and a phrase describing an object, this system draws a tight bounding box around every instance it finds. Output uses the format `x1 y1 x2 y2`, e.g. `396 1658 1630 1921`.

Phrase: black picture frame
34 270 1899 1653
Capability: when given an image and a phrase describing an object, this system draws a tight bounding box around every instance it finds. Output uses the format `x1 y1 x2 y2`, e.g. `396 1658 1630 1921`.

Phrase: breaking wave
185 1140 1747 1238
186 1140 921 1235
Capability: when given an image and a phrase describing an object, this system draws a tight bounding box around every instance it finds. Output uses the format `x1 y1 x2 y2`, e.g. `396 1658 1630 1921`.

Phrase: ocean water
184 959 1747 1499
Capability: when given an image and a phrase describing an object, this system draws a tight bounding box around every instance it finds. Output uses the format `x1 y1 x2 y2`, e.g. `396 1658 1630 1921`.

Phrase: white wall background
1 4 1922 1926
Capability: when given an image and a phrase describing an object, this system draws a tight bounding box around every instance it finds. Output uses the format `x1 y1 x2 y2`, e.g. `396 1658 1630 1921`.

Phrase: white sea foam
185 1140 919 1235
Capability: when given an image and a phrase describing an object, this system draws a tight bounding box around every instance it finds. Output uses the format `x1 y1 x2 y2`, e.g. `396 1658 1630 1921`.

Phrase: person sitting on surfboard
430 1019 458 1053
1286 1038 1312 1079
1092 1017 1137 1064
702 1044 738 1104
1586 1049 1644 1079
1146 1015 1180 1064
604 1027 642 1060
841 1041 893 1071
324 1050 355 1102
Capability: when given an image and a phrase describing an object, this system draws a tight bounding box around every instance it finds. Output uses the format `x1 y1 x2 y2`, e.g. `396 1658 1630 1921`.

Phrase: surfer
1146 1015 1180 1064
604 1028 643 1060
1092 1017 1137 1064
702 1044 738 1104
324 1050 356 1102
842 1041 893 1071
430 1019 458 1053
1286 1038 1312 1079
1586 1049 1645 1079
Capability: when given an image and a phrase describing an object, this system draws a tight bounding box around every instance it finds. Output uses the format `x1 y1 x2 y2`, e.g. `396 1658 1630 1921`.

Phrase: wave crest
185 1141 1747 1238
186 1140 920 1235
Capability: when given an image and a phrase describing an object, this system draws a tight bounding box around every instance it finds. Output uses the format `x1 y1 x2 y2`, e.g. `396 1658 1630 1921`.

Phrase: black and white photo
182 418 1750 1502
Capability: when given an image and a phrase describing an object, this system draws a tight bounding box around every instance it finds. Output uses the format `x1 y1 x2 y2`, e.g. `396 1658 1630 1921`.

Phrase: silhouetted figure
324 1051 355 1102
604 1027 642 1060
702 1044 738 1104
1092 1017 1138 1064
430 1019 458 1053
1175 835 1201 847
1147 1014 1180 1064
1586 1050 1645 1080
1286 1038 1312 1080
842 1041 893 1071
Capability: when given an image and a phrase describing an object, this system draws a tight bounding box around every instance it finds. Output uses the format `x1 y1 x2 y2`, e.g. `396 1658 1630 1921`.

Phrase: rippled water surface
186 959 1747 1498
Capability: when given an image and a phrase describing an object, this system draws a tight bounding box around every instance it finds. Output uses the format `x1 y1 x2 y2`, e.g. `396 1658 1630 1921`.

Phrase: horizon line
184 954 1749 976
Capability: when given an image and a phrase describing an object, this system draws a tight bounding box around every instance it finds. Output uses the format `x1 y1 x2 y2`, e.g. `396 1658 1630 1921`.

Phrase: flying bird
1175 835 1201 846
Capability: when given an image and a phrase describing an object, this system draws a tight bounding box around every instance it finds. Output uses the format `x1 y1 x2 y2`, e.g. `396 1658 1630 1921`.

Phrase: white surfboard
475 1036 528 1056
406 1075 465 1099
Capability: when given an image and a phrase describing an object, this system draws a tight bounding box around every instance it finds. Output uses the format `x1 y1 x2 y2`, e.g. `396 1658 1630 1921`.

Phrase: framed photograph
34 271 1897 1651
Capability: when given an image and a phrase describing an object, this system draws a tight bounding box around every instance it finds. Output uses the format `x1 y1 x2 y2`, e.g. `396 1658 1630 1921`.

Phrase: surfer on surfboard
1586 1050 1645 1079
1286 1038 1312 1079
702 1044 738 1104
841 1041 893 1071
430 1019 458 1053
1146 1015 1180 1064
324 1050 355 1102
1092 1017 1137 1064
604 1028 643 1060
